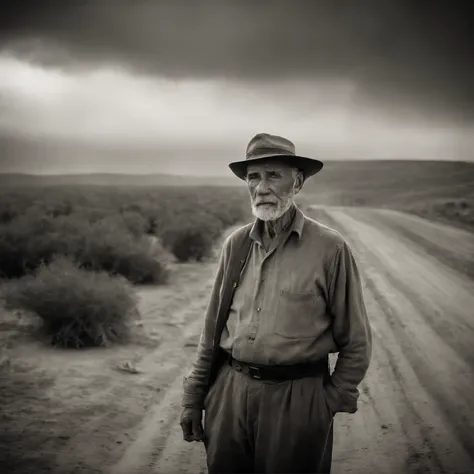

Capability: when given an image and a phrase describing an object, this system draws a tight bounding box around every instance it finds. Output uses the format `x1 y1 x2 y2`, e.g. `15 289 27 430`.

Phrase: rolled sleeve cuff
181 377 207 409
181 393 205 410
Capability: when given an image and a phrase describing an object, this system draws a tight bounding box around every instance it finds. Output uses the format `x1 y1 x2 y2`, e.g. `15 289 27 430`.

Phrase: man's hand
180 407 205 442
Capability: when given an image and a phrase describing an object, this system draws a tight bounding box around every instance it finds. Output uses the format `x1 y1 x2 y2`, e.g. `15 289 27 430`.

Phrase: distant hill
0 172 241 188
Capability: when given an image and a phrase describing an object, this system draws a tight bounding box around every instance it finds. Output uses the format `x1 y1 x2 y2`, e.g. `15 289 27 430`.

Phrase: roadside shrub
206 205 244 228
0 192 40 224
80 219 169 284
0 212 91 277
0 205 20 224
197 189 247 227
2 255 138 348
160 211 223 262
162 224 215 262
116 211 149 237
0 213 59 277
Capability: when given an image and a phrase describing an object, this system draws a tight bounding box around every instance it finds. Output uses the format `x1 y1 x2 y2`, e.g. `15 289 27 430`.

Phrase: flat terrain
1 207 474 474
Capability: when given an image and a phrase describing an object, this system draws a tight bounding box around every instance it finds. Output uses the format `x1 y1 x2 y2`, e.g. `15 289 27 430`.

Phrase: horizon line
1 158 473 177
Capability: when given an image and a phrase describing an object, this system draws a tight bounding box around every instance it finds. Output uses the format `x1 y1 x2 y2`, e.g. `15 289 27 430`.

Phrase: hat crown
246 133 296 159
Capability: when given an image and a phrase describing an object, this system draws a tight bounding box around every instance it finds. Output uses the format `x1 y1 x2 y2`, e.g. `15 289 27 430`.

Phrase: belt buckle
248 366 261 379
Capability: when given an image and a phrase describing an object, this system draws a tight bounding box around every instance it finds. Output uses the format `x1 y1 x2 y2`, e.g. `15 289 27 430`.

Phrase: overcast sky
0 0 473 175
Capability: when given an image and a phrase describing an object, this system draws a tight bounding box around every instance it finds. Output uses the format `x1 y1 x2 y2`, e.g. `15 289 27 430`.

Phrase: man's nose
255 179 271 194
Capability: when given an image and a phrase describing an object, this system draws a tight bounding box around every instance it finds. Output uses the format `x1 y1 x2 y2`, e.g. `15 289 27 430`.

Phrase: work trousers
203 360 335 473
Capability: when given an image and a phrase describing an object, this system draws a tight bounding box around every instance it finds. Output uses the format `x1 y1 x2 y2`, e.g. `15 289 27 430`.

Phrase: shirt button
233 282 237 288
256 307 261 312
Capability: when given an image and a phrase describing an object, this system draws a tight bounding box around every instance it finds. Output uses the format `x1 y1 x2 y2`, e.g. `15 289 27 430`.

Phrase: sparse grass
78 218 170 284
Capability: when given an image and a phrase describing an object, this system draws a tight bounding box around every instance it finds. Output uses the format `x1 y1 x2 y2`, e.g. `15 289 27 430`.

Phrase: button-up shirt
182 203 372 414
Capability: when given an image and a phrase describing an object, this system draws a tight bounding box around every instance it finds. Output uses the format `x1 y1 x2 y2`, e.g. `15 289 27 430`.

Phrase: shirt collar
249 202 305 244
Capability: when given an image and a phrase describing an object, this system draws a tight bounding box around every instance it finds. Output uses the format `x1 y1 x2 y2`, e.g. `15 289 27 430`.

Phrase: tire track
357 208 474 280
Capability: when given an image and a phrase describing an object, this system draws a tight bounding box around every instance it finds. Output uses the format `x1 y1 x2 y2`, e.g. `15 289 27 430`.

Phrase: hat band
246 146 295 159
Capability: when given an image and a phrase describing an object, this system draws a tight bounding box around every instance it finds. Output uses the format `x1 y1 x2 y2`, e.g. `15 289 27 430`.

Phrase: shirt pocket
274 289 323 339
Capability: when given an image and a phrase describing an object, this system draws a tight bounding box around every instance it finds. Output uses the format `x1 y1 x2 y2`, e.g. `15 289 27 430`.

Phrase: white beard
251 190 295 222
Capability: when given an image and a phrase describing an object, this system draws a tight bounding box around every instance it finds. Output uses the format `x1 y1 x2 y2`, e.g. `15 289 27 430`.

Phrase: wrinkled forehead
246 159 294 175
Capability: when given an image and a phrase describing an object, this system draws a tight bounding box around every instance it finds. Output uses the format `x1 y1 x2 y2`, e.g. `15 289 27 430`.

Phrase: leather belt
217 348 328 381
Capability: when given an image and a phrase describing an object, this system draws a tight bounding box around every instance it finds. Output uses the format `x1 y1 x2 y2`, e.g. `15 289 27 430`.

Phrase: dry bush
0 212 63 277
118 211 149 237
79 218 169 284
192 186 248 227
162 225 215 262
160 211 223 262
2 255 138 348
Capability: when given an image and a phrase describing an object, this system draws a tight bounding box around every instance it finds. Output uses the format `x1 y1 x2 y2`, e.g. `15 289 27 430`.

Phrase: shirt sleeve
181 236 230 409
324 240 372 414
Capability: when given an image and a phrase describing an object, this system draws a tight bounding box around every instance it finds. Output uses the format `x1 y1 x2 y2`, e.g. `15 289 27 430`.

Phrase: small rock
115 361 141 374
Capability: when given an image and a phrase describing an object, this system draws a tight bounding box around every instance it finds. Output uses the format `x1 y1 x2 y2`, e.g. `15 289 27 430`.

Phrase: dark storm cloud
1 0 473 120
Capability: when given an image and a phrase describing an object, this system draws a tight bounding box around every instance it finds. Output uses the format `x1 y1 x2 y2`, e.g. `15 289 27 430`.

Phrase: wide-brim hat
229 133 324 181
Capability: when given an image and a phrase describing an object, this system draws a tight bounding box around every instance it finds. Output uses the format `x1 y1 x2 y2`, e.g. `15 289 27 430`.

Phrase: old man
180 133 372 473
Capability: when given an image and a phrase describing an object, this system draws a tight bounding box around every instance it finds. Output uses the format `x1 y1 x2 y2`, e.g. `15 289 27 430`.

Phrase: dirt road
104 206 474 474
2 207 474 474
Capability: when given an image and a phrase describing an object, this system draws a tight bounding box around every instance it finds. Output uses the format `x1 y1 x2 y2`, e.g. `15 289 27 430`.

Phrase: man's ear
293 170 304 194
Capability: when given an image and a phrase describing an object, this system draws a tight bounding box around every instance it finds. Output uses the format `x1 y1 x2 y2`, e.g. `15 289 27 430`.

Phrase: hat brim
228 154 324 181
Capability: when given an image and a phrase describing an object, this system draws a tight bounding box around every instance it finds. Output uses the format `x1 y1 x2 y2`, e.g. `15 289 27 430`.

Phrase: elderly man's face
246 160 303 221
